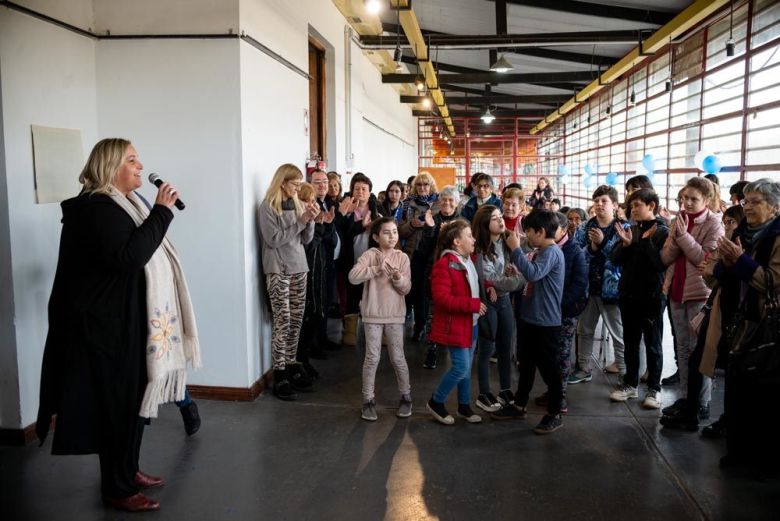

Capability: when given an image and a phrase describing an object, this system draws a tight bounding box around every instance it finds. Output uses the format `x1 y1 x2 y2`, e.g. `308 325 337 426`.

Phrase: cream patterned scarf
108 188 201 418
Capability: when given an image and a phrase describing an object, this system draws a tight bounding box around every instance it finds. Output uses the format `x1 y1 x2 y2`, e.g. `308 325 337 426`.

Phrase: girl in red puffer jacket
426 219 488 425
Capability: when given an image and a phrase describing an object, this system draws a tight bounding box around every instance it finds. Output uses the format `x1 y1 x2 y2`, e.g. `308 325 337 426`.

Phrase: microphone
148 173 186 210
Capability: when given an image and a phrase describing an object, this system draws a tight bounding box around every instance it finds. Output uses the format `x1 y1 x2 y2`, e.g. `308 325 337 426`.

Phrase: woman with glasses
460 172 502 222
399 172 440 341
707 179 780 469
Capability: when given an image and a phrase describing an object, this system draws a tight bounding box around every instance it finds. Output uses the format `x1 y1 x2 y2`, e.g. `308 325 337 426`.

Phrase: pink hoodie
348 248 412 324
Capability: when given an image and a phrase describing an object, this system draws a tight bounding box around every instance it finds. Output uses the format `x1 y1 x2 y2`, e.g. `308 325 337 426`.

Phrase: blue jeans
477 293 513 394
433 327 477 405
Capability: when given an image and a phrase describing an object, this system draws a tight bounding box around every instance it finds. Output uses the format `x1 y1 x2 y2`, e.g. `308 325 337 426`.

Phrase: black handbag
728 271 780 382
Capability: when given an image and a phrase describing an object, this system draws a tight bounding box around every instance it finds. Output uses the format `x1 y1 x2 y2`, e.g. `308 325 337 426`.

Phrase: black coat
610 216 670 305
37 193 173 454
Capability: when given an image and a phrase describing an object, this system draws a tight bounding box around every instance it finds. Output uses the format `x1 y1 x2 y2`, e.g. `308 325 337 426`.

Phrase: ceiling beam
360 30 639 49
414 109 548 117
442 94 570 104
382 22 618 66
497 0 676 25
531 0 731 134
384 71 595 84
387 24 617 66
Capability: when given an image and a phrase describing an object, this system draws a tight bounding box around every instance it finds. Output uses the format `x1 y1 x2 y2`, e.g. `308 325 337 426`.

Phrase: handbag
728 270 780 381
689 283 719 336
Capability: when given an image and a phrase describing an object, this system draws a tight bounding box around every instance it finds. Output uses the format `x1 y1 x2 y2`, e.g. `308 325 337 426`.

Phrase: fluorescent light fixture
489 54 514 73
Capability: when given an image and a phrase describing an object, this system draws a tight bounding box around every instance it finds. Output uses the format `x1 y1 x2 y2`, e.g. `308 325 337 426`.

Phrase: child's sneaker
560 398 569 414
361 399 378 421
457 404 483 423
427 398 454 425
397 394 413 418
497 389 515 406
490 404 527 421
476 393 501 412
423 345 438 369
609 384 638 402
534 414 563 434
642 390 661 409
567 369 592 384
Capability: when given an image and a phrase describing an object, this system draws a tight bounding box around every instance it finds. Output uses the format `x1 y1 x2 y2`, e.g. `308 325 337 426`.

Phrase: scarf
503 214 520 232
671 208 706 303
108 189 201 418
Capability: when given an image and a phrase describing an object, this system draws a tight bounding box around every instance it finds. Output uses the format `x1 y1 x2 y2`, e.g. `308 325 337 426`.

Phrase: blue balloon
605 172 619 186
583 175 595 188
558 164 570 176
702 154 722 175
642 154 655 174
584 163 593 176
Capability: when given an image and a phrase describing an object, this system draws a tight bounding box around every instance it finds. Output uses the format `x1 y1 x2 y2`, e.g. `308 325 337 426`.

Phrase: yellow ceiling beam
333 0 440 123
530 0 730 135
391 0 454 135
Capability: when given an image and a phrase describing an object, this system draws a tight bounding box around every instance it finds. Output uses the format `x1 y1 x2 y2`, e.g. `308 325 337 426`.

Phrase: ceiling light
481 106 495 124
489 54 514 73
726 0 735 57
364 0 383 16
415 75 426 92
726 37 735 57
393 46 402 64
605 104 611 115
422 97 432 109
629 89 636 105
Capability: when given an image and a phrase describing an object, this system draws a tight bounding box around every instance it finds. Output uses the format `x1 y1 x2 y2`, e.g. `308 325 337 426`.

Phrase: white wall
0 8 99 428
238 41 309 380
96 39 247 388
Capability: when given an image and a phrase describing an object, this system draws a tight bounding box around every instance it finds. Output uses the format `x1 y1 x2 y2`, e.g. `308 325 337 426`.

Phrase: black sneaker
457 404 483 423
427 398 454 425
659 411 699 431
302 362 320 381
288 365 314 393
661 398 687 416
497 389 515 406
179 401 201 436
698 403 710 420
661 370 680 386
423 345 438 369
701 416 726 439
490 404 527 421
476 393 502 412
534 414 563 434
273 370 297 401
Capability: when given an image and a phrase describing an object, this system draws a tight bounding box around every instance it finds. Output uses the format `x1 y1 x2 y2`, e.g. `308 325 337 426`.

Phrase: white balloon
693 150 710 171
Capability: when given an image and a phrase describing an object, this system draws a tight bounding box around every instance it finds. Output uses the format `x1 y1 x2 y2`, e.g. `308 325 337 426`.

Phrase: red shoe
104 492 160 512
134 470 164 489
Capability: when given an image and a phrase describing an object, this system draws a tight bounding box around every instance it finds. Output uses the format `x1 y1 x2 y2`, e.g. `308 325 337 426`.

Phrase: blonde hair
264 163 304 215
79 138 132 195
502 187 525 204
411 171 438 195
298 182 315 203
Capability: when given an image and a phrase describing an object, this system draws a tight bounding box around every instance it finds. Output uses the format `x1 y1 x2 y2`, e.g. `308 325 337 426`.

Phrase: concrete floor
2 320 779 521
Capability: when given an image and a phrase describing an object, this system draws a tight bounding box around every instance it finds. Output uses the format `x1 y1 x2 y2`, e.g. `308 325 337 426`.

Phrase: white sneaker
642 390 661 409
609 384 638 402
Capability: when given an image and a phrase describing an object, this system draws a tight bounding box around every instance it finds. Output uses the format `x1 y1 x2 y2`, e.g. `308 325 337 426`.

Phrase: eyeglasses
743 197 766 207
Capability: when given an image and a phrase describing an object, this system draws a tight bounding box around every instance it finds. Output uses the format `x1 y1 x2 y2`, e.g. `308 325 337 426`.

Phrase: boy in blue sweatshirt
502 209 566 434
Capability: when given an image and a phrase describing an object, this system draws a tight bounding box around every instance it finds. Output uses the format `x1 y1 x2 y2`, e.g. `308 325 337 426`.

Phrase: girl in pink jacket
661 177 724 420
349 217 412 421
